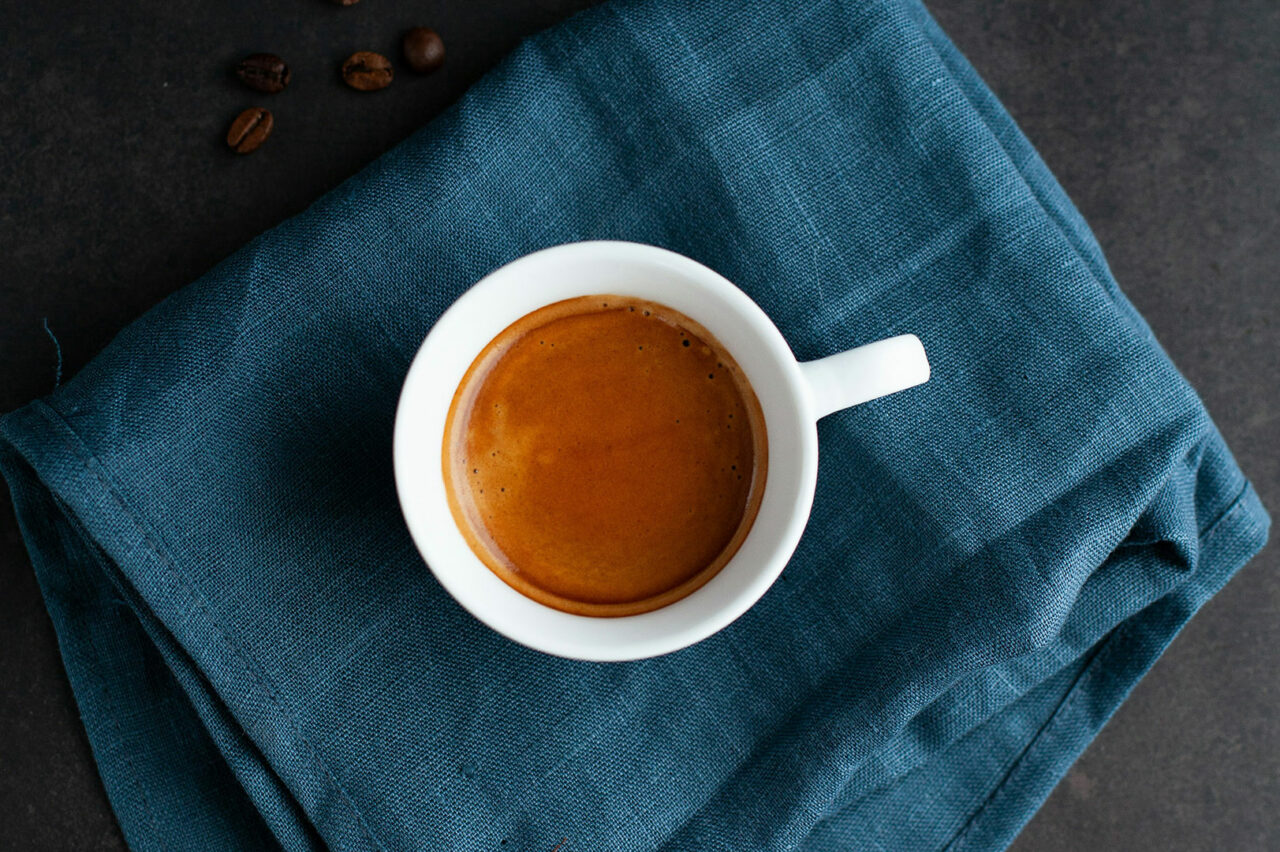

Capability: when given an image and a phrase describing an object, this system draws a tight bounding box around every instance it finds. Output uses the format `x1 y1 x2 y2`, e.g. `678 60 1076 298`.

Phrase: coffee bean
341 51 393 91
226 107 273 154
331 0 360 5
402 28 445 74
234 53 290 94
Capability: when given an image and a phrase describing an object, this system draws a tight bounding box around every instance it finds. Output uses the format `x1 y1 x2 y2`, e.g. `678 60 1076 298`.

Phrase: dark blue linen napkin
1 0 1268 849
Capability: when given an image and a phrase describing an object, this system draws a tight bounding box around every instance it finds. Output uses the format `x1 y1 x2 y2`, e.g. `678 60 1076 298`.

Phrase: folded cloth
1 0 1269 849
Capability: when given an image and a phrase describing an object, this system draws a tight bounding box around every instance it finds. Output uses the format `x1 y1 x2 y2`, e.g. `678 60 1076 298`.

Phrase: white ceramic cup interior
394 241 929 661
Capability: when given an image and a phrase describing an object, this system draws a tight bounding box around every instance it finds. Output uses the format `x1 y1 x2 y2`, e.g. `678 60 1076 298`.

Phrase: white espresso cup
394 241 929 661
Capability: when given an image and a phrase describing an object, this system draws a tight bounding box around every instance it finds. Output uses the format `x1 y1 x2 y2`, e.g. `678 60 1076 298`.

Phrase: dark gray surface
0 1 1274 849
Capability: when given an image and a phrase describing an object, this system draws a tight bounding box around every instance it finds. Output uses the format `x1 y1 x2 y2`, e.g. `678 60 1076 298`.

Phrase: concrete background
0 0 1274 848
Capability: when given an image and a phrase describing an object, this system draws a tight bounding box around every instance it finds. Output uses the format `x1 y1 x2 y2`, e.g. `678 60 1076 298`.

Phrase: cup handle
799 334 931 419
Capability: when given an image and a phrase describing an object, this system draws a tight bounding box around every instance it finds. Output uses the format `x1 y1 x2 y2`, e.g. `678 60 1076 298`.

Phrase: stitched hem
1 401 387 852
1 454 164 847
942 483 1268 851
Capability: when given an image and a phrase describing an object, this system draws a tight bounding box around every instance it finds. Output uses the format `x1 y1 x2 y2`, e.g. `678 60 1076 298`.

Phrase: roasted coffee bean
402 28 445 74
234 53 290 93
226 107 273 154
331 0 361 5
341 51 393 91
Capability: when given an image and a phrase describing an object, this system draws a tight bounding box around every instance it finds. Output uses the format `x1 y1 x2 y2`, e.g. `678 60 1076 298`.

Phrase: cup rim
393 241 819 660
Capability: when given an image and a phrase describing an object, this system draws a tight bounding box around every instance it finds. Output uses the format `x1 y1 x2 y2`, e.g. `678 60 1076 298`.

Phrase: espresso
443 295 767 616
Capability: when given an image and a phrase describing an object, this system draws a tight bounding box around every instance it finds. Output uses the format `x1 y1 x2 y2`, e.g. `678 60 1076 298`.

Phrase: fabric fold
1 0 1268 850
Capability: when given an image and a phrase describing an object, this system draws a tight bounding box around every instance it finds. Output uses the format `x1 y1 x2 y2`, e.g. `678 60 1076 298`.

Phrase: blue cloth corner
0 0 1268 850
